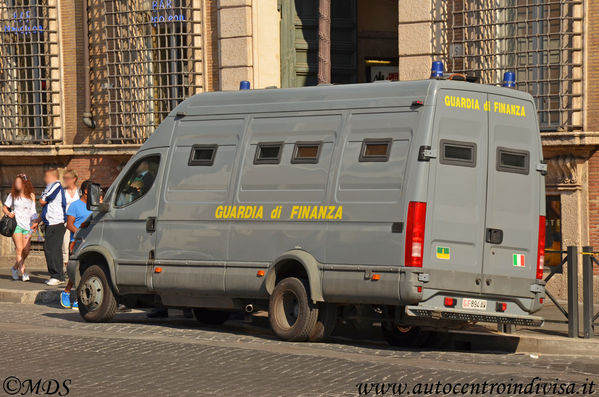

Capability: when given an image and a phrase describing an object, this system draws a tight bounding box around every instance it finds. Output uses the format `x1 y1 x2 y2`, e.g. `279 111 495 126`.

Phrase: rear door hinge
418 145 437 161
536 162 548 175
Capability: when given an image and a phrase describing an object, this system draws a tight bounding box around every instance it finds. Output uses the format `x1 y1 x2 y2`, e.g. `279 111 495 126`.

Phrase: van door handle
146 217 156 233
485 228 503 244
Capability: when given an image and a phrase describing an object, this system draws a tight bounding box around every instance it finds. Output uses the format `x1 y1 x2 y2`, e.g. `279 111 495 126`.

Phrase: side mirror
87 183 108 212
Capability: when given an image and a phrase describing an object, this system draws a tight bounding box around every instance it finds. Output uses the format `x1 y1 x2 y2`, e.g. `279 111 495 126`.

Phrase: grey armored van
68 79 547 346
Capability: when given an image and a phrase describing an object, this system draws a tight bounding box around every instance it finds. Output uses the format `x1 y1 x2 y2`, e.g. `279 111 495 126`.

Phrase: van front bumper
405 306 544 327
67 259 80 288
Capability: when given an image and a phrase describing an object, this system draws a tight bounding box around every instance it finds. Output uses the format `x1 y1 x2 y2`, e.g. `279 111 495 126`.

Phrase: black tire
77 265 118 323
382 323 431 348
193 308 230 325
269 277 319 342
308 303 337 342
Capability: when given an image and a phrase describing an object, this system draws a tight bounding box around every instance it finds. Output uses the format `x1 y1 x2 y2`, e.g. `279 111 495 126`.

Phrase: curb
0 288 61 305
446 329 599 356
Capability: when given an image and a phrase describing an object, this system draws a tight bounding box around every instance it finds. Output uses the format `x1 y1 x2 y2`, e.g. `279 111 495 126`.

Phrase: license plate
462 298 487 310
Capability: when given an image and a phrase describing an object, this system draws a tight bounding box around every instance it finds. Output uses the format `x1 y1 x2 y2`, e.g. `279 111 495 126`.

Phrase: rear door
424 89 488 294
482 95 542 297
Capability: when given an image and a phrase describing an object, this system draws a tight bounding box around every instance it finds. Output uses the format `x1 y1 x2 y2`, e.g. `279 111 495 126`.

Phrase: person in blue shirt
60 180 93 309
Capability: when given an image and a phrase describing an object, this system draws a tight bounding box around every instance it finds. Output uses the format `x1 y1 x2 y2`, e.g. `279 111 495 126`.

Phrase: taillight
405 201 427 267
536 215 546 280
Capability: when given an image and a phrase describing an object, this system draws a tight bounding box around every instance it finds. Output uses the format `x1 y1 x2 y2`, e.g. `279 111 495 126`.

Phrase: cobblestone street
0 303 596 396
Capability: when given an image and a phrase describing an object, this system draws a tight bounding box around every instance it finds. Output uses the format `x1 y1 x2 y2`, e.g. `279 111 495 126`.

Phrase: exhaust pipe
244 304 254 313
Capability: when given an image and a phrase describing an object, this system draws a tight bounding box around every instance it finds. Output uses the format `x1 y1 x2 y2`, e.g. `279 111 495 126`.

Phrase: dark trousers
44 223 66 280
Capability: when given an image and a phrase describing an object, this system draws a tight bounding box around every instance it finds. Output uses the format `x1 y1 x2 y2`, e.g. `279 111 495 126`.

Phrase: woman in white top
2 174 37 281
62 170 80 270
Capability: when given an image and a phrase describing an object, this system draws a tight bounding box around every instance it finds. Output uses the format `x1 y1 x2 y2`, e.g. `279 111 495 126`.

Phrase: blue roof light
431 61 444 78
240 80 251 90
503 72 515 88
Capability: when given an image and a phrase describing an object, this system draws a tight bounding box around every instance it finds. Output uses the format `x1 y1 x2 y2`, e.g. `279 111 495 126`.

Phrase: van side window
440 140 477 167
359 139 392 162
115 155 160 207
188 145 217 166
254 142 283 164
497 147 529 175
291 142 321 164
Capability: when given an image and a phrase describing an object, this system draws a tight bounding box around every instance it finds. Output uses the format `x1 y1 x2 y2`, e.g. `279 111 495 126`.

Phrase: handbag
0 201 17 237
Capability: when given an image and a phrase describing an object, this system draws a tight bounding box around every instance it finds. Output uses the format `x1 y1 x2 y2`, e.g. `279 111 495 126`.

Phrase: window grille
103 0 203 143
433 0 583 131
0 0 61 144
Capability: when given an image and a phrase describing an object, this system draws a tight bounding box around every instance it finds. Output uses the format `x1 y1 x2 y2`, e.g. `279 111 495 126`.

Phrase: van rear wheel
77 265 117 323
193 308 230 325
382 323 431 348
269 277 319 342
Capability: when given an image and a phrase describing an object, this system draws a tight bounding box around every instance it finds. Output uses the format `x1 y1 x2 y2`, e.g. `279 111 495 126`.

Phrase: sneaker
60 291 71 308
46 278 63 286
10 267 18 280
71 301 78 310
22 273 30 282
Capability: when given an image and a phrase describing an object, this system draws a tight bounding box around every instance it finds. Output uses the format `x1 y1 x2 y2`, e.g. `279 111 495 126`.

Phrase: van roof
171 79 535 118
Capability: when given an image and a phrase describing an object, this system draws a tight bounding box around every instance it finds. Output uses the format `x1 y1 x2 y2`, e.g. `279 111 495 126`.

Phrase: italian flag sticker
513 254 525 267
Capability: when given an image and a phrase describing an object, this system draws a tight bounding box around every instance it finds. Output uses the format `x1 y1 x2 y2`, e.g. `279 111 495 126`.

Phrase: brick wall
65 156 129 189
205 0 220 91
59 0 89 145
588 0 599 129
589 151 599 250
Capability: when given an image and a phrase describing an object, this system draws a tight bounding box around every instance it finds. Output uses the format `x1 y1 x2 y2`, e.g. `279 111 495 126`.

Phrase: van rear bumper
405 306 544 327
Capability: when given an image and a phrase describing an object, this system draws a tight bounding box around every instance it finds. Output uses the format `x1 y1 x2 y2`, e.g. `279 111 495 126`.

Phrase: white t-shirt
5 194 37 231
40 181 66 226
65 188 80 212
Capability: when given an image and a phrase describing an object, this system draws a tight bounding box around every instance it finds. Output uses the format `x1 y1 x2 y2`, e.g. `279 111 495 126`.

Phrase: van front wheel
77 265 117 323
269 277 319 342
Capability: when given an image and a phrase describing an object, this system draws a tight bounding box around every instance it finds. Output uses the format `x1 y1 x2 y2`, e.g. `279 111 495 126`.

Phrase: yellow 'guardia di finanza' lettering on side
215 205 264 219
214 205 343 220
290 205 342 220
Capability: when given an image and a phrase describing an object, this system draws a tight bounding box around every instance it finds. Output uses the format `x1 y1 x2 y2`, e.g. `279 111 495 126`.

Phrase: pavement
1 253 598 358
1 303 598 396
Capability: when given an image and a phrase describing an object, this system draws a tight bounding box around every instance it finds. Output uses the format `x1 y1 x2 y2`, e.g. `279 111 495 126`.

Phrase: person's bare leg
12 233 24 274
20 233 32 275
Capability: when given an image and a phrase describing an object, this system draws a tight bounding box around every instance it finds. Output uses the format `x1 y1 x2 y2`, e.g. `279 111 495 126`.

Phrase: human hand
8 212 15 219
31 222 39 232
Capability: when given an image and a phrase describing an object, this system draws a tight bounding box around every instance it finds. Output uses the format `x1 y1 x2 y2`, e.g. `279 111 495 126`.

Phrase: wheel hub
80 276 104 311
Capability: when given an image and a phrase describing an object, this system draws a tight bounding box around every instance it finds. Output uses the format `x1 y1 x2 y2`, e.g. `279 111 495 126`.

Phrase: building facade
0 0 596 297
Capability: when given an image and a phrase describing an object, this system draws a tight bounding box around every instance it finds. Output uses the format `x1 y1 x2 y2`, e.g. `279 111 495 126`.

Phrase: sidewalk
0 254 64 304
1 255 598 355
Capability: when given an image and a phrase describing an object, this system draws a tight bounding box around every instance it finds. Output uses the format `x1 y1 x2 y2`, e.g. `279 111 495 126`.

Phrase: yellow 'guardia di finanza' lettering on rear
444 95 526 118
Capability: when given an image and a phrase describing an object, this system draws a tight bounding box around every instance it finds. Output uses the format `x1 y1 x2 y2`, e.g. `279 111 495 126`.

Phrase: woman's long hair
11 174 34 200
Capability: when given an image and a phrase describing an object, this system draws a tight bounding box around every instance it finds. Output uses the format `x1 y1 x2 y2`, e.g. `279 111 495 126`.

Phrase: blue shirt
66 199 92 241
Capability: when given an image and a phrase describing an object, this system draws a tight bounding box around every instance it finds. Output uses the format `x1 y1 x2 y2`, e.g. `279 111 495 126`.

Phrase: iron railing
433 0 584 131
103 0 204 144
0 0 61 143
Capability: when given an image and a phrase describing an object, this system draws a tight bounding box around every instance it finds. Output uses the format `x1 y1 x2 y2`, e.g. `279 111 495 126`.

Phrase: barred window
0 0 61 144
104 0 204 143
434 0 583 131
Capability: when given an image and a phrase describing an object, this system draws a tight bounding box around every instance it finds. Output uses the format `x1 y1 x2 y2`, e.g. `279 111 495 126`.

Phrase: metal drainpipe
82 0 95 129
